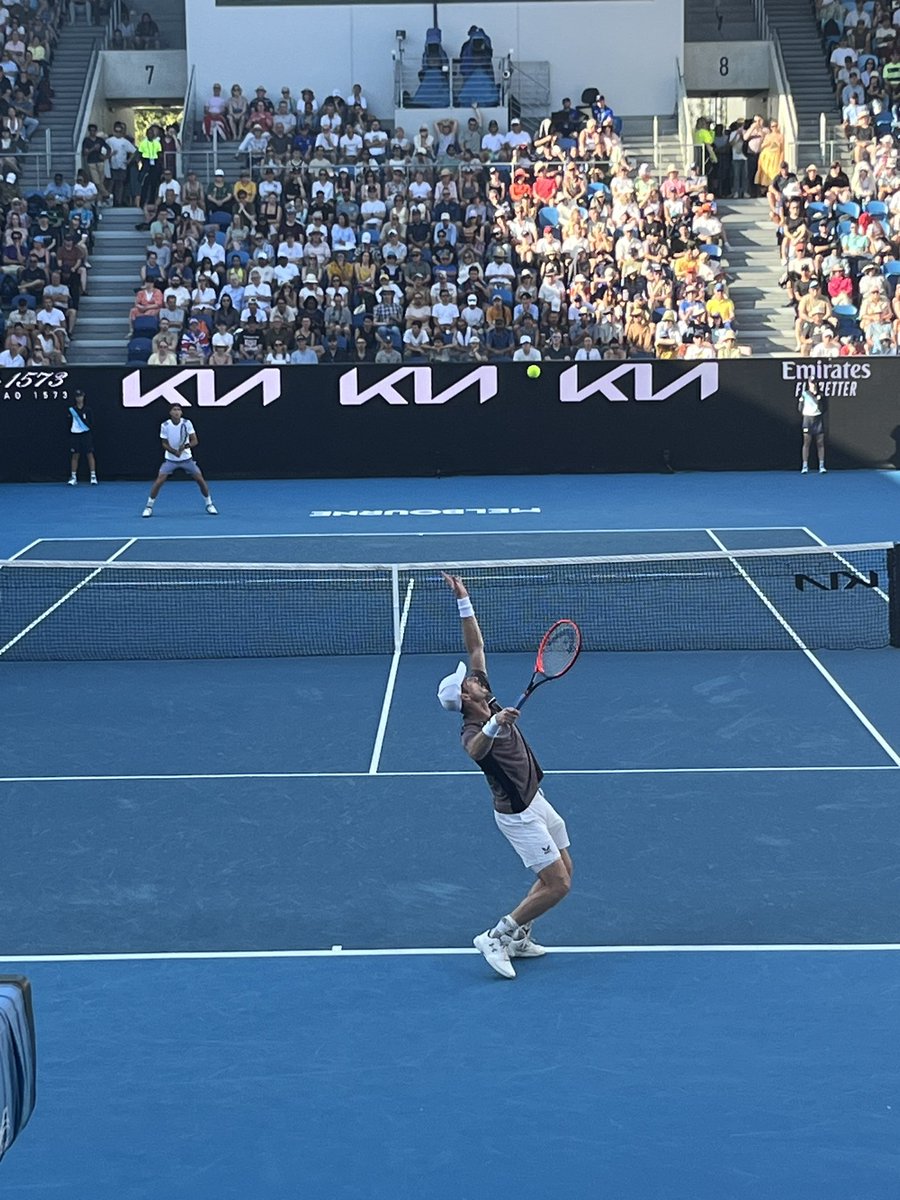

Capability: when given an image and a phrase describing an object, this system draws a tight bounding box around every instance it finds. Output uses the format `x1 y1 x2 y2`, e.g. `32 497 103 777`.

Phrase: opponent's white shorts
493 790 570 874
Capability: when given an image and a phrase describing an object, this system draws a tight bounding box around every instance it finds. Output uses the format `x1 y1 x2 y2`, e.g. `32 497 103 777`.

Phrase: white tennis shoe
507 932 547 958
141 506 153 518
473 931 516 979
205 502 218 515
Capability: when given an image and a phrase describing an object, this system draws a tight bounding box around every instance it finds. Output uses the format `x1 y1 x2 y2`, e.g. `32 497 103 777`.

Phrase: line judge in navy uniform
67 388 97 485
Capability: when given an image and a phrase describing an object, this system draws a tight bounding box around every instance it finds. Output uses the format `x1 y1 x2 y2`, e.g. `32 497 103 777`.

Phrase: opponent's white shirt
161 418 195 460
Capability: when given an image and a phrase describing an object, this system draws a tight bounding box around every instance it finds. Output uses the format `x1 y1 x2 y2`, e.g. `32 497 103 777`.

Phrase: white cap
437 661 467 712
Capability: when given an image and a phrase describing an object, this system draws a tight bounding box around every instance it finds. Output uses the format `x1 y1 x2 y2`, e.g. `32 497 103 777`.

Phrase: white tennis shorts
494 790 570 874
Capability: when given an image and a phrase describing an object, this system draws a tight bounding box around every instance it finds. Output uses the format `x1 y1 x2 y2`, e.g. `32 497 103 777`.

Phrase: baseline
2 942 898 964
19 525 812 543
2 764 897 783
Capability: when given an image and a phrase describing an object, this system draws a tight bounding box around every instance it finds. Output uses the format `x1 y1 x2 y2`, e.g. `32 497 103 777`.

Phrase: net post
889 546 900 648
391 566 401 653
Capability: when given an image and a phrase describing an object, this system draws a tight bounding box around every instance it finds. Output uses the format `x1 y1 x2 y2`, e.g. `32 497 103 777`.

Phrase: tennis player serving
142 402 217 518
439 572 574 980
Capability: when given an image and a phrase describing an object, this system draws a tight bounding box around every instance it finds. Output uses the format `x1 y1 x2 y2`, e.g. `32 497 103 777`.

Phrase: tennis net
0 544 897 661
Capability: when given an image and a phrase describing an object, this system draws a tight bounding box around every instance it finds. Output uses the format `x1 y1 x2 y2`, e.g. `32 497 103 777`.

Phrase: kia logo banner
1 362 896 481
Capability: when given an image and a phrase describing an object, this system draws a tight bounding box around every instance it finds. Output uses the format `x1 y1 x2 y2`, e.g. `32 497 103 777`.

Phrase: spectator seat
832 303 860 337
12 293 36 308
411 27 451 107
126 336 153 363
835 201 861 220
131 315 159 336
538 205 560 228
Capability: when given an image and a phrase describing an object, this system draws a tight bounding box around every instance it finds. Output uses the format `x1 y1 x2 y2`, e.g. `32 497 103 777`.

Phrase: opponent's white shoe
473 931 516 979
205 502 218 515
141 506 153 518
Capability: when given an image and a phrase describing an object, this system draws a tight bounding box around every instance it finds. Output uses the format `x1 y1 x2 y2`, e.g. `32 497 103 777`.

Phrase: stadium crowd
759 0 900 356
100 75 745 366
0 0 77 368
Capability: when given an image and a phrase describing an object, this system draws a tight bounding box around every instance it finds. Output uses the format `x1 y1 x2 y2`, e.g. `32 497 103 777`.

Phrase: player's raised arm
441 571 486 675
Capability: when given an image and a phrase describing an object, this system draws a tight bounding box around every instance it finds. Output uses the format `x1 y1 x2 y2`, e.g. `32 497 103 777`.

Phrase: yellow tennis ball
527 364 541 379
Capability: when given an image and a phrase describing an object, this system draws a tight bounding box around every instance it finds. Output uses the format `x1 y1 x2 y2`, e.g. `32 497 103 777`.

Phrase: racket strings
537 621 580 677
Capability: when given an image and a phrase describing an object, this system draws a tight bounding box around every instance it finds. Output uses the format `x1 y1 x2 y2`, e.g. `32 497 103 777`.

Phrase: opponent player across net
142 402 218 518
438 572 578 980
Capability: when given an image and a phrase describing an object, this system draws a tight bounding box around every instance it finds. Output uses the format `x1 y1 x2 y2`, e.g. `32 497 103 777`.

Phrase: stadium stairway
66 208 147 365
763 0 840 149
719 198 795 355
685 0 759 42
20 23 100 193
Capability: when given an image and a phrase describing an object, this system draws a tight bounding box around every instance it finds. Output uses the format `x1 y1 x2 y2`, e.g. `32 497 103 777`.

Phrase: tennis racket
513 619 582 710
178 422 189 455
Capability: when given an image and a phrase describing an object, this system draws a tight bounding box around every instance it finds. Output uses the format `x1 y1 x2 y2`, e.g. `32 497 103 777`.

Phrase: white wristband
482 717 500 739
457 597 475 618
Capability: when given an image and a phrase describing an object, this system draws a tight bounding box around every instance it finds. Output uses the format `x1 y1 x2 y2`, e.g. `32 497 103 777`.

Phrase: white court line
20 526 812 543
368 576 415 774
800 526 890 604
6 538 44 560
0 538 136 659
1 765 896 784
705 529 900 769
1 943 898 965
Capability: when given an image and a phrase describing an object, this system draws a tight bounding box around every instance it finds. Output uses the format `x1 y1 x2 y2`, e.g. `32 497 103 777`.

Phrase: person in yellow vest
136 123 162 214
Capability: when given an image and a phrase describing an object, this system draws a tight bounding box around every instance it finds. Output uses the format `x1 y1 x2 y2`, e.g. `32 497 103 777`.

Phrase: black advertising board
2 360 899 482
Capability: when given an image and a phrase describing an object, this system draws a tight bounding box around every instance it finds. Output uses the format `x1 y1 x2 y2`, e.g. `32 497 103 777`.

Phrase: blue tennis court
1 472 898 1198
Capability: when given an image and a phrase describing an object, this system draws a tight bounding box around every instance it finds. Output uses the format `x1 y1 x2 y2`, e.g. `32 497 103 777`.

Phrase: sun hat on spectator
511 117 521 125
520 334 532 343
440 211 450 220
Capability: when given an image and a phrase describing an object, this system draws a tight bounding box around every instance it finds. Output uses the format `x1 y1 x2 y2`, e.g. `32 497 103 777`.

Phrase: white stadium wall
185 0 684 121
